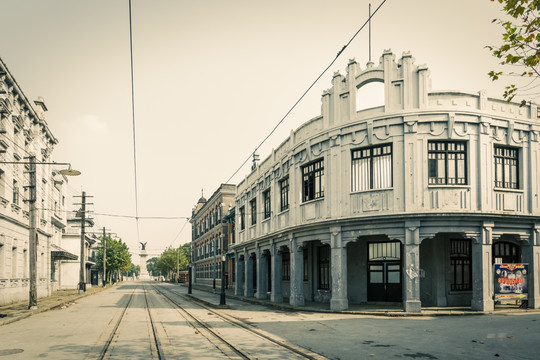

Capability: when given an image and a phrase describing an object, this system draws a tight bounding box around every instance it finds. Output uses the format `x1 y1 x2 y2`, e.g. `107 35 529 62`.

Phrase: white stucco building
0 58 75 304
233 50 540 313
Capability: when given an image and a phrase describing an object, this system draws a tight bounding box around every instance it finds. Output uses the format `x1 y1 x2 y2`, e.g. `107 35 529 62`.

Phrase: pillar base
255 291 267 300
330 298 348 311
245 290 254 298
471 298 494 312
271 293 283 303
404 300 421 313
528 295 540 309
290 295 305 307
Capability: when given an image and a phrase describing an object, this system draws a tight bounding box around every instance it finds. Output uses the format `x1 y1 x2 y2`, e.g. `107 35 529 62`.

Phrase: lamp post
188 262 192 294
1 159 80 309
176 247 180 283
220 254 226 305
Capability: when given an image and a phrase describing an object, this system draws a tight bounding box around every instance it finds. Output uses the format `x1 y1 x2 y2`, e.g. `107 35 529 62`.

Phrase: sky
0 0 520 260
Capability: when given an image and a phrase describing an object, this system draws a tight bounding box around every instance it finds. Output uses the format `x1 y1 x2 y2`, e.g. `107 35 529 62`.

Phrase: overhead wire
166 217 191 249
128 0 141 245
223 0 388 184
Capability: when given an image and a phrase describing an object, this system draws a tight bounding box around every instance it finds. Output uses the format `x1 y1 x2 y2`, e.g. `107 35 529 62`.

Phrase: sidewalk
183 283 540 317
0 286 108 326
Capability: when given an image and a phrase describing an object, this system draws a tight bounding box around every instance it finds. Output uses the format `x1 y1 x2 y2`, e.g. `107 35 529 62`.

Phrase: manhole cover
0 349 24 356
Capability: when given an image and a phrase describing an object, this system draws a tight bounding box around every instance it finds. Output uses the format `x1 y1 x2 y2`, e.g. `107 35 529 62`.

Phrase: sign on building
494 263 528 301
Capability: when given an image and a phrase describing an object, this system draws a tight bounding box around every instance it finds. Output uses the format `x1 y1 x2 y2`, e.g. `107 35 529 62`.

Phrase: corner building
232 50 540 313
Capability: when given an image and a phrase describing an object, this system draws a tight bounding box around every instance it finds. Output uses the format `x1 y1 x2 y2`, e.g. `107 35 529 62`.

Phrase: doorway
367 241 402 302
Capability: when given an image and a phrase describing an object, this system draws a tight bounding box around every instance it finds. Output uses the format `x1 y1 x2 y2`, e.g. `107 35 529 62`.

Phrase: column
330 226 348 311
289 237 304 306
256 248 267 299
234 251 244 296
524 226 540 309
271 242 283 302
403 222 421 313
244 250 254 297
471 223 494 312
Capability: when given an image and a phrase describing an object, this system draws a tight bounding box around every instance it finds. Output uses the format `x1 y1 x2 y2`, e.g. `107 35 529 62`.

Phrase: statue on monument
139 242 150 279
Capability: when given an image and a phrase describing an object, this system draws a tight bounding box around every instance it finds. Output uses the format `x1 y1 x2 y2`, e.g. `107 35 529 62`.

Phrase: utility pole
79 191 86 293
102 227 107 287
176 247 180 283
27 155 37 309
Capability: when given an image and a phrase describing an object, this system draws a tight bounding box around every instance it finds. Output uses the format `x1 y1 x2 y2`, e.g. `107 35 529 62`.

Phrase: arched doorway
367 240 402 302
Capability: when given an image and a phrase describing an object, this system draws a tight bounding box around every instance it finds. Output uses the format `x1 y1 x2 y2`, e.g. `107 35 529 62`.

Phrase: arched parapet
320 50 432 128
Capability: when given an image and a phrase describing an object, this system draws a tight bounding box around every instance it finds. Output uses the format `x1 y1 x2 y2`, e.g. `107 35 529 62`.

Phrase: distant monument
139 242 150 279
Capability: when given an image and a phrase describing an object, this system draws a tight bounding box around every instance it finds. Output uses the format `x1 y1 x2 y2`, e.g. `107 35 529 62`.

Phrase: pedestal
139 250 150 279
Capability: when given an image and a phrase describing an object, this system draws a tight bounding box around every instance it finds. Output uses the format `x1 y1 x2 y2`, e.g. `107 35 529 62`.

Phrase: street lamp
1 159 80 309
220 254 226 305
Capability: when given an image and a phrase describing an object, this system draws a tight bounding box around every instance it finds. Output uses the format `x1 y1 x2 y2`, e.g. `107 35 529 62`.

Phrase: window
318 245 330 290
12 179 19 205
493 241 520 264
494 146 519 189
351 144 392 191
428 141 467 185
263 189 271 219
239 206 245 230
302 158 324 202
0 169 5 197
279 177 289 211
450 239 471 291
250 198 257 225
282 251 290 280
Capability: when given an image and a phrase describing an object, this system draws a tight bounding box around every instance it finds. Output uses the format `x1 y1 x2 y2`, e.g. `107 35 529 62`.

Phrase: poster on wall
494 263 528 301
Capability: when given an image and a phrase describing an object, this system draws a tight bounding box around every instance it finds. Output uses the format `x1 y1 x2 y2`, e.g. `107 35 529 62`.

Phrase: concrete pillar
289 237 304 307
524 226 540 309
330 227 348 311
403 222 421 313
271 243 283 302
256 248 267 299
472 223 494 312
234 251 244 296
244 250 254 297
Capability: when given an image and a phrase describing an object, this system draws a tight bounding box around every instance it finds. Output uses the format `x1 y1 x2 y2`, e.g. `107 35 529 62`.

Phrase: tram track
152 284 329 360
90 284 165 360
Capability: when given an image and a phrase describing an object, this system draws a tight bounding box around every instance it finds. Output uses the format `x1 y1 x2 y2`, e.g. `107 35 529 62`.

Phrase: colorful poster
494 263 528 301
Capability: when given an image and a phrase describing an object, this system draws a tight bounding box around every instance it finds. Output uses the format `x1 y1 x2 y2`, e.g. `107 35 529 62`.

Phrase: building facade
190 184 235 288
59 214 96 290
233 50 540 313
0 58 75 304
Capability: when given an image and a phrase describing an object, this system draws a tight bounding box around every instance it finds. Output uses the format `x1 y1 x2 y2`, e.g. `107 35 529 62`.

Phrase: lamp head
59 165 81 176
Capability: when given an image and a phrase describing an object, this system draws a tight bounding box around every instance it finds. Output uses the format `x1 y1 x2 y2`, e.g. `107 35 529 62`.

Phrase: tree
179 243 191 269
154 245 189 281
95 236 132 283
146 257 159 277
125 263 140 277
488 0 540 103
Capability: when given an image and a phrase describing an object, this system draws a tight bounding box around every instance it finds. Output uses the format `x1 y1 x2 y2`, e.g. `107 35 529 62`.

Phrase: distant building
0 58 76 304
59 213 96 289
190 184 235 289
232 50 540 313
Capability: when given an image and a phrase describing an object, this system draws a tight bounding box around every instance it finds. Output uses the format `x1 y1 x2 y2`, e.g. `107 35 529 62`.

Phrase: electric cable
223 0 388 184
128 0 141 246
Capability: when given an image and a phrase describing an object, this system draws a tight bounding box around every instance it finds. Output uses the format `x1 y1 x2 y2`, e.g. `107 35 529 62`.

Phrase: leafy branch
487 0 540 103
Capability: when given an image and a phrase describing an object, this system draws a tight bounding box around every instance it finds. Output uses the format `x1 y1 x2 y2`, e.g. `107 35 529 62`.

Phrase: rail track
89 284 164 360
152 283 329 360
87 282 327 359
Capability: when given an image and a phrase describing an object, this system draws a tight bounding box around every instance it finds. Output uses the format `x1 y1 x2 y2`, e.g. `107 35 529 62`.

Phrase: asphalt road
1 281 539 360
